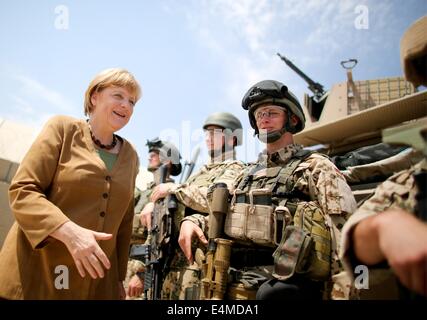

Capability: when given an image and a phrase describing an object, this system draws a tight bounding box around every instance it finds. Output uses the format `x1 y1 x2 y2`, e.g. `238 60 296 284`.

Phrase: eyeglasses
254 109 284 121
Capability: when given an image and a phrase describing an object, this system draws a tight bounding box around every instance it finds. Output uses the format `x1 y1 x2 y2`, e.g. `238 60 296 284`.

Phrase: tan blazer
0 115 138 299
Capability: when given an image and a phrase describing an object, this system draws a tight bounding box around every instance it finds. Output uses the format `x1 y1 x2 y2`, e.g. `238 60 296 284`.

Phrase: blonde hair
84 68 142 116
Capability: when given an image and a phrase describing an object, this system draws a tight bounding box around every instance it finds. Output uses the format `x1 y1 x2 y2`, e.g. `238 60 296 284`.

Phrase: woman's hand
50 221 112 279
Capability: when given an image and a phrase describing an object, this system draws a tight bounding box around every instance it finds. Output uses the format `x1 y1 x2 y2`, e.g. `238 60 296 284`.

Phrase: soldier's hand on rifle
150 183 176 202
178 220 208 264
127 274 144 298
140 202 155 230
50 221 112 279
354 208 427 296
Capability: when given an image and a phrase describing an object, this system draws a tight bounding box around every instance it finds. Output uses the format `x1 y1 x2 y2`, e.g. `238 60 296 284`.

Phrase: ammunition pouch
273 201 331 281
225 188 280 246
226 193 330 281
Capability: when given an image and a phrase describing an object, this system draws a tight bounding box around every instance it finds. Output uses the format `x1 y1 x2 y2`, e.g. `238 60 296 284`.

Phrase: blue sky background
0 0 426 177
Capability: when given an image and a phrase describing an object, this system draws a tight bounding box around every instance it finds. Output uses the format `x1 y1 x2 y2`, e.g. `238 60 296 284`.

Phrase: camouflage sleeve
214 162 246 191
134 187 142 206
295 154 358 299
174 185 210 213
326 214 355 299
299 154 357 216
339 168 416 280
181 213 208 235
173 162 245 213
134 188 152 214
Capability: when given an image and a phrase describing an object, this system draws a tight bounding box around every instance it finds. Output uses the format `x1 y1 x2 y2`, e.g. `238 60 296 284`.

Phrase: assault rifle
130 163 178 299
180 146 201 183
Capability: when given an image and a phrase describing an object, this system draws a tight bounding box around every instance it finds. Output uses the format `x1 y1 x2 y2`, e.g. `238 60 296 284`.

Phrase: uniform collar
209 150 236 164
152 168 175 185
258 143 303 166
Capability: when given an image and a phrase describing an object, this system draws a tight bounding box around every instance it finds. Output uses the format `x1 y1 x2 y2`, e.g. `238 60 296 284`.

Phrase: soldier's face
148 151 161 169
255 105 286 133
204 125 225 154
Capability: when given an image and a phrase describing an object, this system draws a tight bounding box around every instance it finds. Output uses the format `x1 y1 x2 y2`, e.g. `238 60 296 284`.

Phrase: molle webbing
236 149 312 196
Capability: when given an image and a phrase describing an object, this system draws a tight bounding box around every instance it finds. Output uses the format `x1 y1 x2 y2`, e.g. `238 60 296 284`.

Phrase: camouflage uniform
340 158 426 299
132 184 155 242
224 144 357 300
339 16 427 299
161 150 246 300
123 183 154 299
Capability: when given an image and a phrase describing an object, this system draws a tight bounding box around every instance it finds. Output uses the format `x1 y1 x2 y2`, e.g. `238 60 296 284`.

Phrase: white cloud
10 95 36 115
0 70 77 131
4 111 54 132
163 0 401 125
14 75 76 113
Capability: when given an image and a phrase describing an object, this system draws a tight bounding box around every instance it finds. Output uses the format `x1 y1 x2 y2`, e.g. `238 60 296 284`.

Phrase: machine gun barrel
277 53 326 99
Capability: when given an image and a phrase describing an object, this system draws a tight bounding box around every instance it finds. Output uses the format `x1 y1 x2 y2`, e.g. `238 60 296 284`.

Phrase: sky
0 0 426 180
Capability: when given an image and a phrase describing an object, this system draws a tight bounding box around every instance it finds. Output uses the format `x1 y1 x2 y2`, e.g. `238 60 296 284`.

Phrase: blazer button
100 211 106 217
103 193 108 199
105 176 111 181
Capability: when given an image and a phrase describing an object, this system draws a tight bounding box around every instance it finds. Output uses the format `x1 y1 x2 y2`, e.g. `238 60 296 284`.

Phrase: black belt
230 246 274 269
235 194 272 205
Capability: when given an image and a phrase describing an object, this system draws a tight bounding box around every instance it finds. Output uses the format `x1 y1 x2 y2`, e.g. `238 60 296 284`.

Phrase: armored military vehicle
277 53 427 202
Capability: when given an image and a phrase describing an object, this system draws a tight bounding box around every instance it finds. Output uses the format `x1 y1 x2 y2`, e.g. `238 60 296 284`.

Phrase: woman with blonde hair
0 68 141 299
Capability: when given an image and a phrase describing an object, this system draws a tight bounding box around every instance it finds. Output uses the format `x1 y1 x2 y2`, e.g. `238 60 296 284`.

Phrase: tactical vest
225 150 331 281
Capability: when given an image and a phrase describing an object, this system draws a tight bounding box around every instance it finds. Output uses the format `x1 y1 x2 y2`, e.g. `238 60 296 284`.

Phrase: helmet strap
284 118 297 134
257 128 286 143
147 164 159 172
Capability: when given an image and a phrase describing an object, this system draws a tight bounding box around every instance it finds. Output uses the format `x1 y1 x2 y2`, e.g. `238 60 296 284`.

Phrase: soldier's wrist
180 217 200 228
168 183 180 194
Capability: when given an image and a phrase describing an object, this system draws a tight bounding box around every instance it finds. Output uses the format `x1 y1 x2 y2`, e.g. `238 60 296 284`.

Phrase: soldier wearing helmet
202 112 243 161
340 15 427 299
131 112 246 300
218 80 357 300
242 79 306 143
125 138 182 299
145 137 182 177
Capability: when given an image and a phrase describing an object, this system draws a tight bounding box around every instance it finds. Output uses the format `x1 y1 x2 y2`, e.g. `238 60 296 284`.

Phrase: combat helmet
146 138 182 176
203 112 243 146
242 80 305 142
